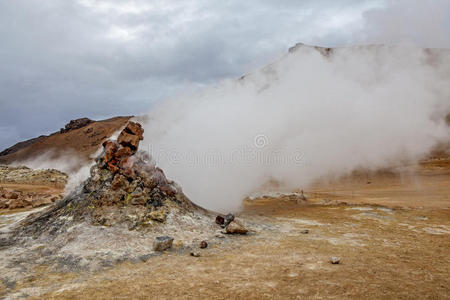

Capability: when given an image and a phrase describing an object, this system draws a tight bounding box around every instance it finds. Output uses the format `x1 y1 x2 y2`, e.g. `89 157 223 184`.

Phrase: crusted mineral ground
0 122 233 285
0 166 67 187
0 166 67 210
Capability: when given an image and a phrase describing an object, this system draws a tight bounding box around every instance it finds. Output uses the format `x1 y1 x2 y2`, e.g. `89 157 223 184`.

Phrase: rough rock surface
153 236 174 251
0 187 62 210
60 118 93 133
224 220 248 234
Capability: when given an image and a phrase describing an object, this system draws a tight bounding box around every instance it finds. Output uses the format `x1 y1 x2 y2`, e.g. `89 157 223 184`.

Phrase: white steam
10 150 86 174
142 44 450 212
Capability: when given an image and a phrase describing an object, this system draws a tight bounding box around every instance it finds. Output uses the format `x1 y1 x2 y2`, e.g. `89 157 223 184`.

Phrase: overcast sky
1 0 449 150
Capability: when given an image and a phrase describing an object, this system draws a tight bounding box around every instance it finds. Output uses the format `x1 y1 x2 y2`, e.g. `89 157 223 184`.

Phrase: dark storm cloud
0 0 448 150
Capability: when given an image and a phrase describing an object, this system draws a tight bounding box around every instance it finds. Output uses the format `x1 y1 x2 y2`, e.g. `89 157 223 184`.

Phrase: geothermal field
1 2 450 299
0 44 449 299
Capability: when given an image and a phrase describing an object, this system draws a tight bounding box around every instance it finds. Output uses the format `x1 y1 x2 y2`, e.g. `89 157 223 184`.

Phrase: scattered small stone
138 254 153 262
200 240 208 248
223 213 235 227
149 209 167 223
225 220 248 234
330 257 341 264
301 229 309 234
215 215 225 225
190 252 201 257
153 236 174 252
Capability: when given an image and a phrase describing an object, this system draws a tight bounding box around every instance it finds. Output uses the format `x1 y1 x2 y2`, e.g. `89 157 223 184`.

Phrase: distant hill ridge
0 116 132 165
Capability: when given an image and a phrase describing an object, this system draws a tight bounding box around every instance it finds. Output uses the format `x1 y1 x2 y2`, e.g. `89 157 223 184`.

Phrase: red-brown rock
117 132 140 150
124 121 144 140
107 161 119 173
103 140 118 163
114 146 133 160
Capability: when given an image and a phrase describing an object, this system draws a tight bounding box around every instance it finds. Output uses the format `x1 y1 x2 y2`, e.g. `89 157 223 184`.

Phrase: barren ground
1 160 449 299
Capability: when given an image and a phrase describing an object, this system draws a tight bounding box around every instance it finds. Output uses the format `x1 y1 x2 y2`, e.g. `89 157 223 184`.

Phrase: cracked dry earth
1 167 450 299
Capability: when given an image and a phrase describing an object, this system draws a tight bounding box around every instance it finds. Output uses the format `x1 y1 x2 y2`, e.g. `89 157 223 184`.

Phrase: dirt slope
0 116 132 165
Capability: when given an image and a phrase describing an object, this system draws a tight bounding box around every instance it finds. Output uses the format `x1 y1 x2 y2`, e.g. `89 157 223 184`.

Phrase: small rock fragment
190 252 200 257
149 209 167 223
200 240 208 248
223 213 235 227
114 146 133 160
330 257 341 264
103 140 118 163
153 236 174 251
225 220 248 234
117 131 141 150
301 229 309 234
215 215 224 225
124 121 144 139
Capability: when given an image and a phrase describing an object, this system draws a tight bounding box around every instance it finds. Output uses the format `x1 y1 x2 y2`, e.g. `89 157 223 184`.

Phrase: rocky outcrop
60 118 93 133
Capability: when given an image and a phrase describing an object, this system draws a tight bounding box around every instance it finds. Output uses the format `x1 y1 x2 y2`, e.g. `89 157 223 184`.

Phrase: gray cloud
0 0 449 150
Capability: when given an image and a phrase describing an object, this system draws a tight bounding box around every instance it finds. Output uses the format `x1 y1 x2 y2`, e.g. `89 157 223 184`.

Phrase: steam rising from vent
142 45 450 212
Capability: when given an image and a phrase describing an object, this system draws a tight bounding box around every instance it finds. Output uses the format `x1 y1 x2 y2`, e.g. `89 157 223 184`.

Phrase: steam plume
142 44 450 212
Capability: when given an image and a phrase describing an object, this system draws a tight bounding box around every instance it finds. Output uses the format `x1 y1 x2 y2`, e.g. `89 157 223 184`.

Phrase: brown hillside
0 116 132 165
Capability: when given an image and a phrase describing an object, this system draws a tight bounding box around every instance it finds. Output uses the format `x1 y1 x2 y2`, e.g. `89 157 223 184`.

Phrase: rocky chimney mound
18 121 205 237
0 122 234 274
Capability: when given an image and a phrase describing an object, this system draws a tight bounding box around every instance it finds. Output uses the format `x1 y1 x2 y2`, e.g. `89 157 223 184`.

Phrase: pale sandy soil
1 162 449 299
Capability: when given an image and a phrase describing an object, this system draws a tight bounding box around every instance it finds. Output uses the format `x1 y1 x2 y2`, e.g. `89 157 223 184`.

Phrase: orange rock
117 131 140 150
107 161 119 173
114 146 133 159
124 122 144 140
103 140 118 162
